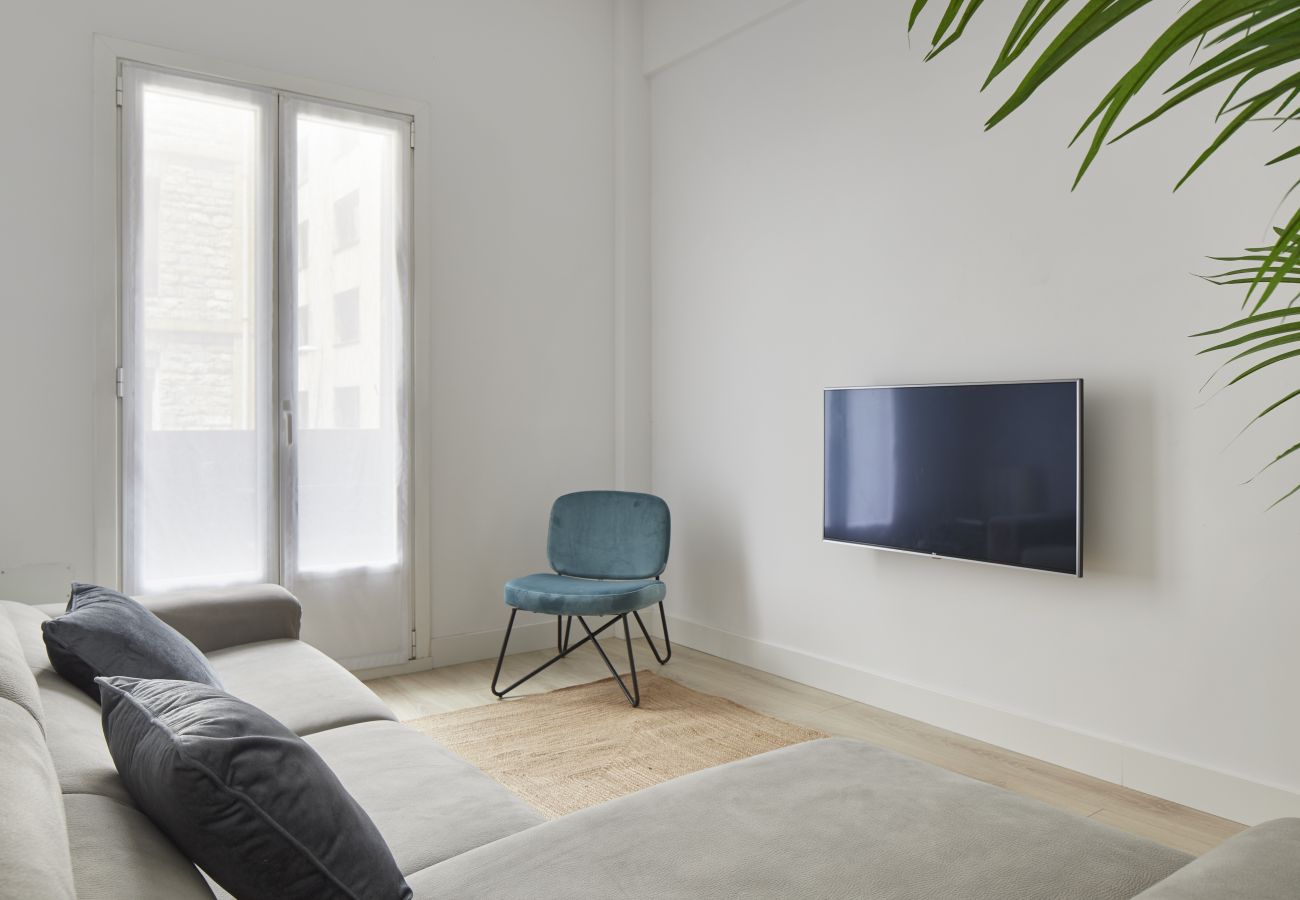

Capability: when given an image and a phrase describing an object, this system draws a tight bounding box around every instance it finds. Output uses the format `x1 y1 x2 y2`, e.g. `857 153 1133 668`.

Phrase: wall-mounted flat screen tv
823 380 1082 576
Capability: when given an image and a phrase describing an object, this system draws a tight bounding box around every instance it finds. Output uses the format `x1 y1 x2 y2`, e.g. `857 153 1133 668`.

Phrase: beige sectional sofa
1 586 541 900
2 586 1297 899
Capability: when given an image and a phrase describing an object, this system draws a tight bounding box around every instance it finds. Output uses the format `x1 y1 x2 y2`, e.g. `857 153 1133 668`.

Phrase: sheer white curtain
120 65 276 594
279 97 413 669
121 64 413 669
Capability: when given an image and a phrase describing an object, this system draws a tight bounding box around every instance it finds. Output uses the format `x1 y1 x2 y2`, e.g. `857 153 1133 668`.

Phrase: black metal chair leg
493 611 623 699
623 614 640 707
577 615 639 707
490 609 518 698
493 605 654 707
632 601 672 665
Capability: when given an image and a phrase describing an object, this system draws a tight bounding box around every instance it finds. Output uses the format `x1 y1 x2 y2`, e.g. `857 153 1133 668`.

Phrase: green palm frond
1245 440 1300 483
909 0 1300 506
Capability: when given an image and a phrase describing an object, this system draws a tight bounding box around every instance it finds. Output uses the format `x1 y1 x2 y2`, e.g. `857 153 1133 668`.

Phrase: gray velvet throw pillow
98 677 412 900
41 583 221 701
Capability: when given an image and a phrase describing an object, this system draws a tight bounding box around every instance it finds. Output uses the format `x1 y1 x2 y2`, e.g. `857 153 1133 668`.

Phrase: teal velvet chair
491 491 671 707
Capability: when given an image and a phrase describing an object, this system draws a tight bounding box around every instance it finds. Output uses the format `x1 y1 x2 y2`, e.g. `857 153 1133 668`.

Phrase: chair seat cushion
504 574 665 616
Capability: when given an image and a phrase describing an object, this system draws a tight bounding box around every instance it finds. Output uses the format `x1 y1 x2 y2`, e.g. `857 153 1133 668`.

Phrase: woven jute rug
403 670 827 818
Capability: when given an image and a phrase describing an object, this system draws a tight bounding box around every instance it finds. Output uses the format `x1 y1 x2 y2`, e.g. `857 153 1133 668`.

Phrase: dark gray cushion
42 584 221 701
97 676 412 900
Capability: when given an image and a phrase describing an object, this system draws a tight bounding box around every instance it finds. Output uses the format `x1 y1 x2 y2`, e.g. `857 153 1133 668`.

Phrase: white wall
614 0 653 493
642 0 802 74
647 0 1300 821
0 0 621 654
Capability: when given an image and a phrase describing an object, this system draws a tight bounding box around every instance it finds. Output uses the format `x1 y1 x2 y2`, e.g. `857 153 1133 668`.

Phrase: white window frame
91 35 434 665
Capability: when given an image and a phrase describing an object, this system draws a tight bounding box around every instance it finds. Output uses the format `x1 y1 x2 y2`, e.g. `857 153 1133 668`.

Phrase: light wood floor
368 637 1244 856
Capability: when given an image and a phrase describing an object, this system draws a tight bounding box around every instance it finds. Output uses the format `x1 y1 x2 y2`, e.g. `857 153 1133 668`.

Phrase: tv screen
823 380 1082 576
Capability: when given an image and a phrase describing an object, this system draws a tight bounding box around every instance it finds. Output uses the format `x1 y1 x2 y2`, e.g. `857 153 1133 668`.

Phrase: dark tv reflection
824 381 1081 576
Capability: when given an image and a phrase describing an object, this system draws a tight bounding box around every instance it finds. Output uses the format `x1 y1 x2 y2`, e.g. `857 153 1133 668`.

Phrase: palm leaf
910 0 1300 503
1241 205 1300 313
1226 388 1300 444
1223 331 1300 365
1267 481 1300 509
987 0 1153 134
927 0 987 59
908 0 935 31
1197 321 1300 354
1245 440 1300 483
1191 305 1300 337
1267 145 1300 165
985 1 1069 86
1178 77 1300 192
1250 388 1300 425
1227 347 1300 387
1118 31 1300 144
1064 0 1267 187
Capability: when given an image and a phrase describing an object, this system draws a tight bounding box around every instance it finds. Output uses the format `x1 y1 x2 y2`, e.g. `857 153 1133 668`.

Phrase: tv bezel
822 378 1084 578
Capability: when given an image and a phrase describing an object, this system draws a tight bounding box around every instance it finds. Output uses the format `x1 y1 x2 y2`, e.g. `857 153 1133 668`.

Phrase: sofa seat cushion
0 700 77 900
64 793 216 900
407 738 1192 900
306 720 544 875
207 638 395 736
98 677 411 900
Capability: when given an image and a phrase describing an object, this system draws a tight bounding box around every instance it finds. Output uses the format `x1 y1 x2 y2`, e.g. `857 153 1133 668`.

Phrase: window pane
333 189 361 250
123 67 273 592
333 287 361 344
297 303 312 347
291 105 406 573
333 386 361 429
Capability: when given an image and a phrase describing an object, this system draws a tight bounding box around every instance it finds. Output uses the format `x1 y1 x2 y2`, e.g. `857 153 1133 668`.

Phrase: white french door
119 62 413 668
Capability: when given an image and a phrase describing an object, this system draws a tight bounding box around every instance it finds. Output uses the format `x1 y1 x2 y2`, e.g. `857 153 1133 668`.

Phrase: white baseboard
663 615 1300 826
353 656 435 681
354 618 561 680
427 618 559 668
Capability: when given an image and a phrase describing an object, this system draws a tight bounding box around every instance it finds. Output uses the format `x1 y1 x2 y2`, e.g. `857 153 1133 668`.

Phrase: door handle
282 401 294 446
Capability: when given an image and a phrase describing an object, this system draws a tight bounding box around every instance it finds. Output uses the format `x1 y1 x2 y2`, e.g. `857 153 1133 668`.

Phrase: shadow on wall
672 492 755 636
1078 381 1157 581
852 381 1157 586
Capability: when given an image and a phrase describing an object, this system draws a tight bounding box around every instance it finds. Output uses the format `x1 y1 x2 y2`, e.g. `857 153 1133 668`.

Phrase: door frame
91 35 433 668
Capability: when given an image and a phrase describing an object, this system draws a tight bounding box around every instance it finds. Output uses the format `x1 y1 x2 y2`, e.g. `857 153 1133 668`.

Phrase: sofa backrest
1132 818 1300 900
2 601 219 900
0 605 77 900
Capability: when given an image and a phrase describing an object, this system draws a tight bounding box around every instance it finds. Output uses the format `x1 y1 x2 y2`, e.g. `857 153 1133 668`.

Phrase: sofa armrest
1133 818 1300 899
132 584 302 653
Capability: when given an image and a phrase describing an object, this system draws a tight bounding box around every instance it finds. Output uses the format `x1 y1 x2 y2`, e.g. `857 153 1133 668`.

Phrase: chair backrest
547 491 670 580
